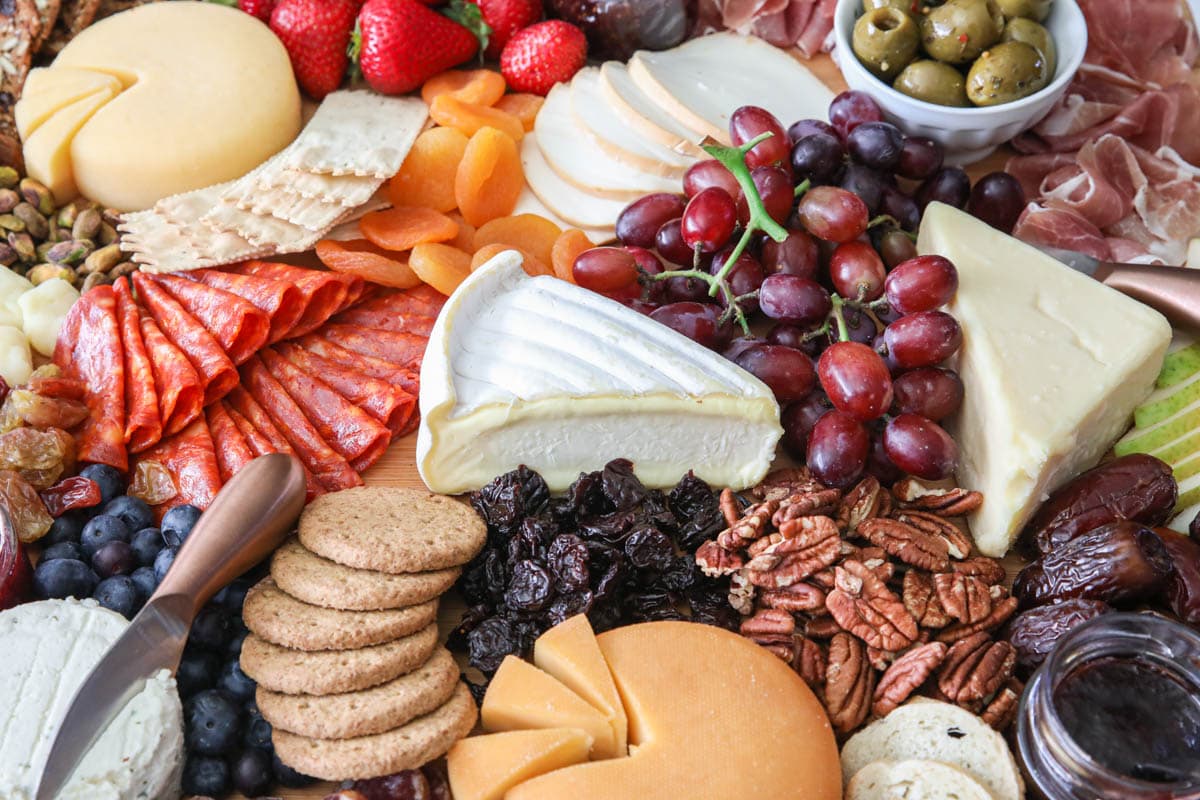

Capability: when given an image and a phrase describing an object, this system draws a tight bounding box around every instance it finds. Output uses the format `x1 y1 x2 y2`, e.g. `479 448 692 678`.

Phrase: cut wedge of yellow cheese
24 89 117 204
16 67 123 140
446 728 592 800
481 656 619 760
533 615 627 759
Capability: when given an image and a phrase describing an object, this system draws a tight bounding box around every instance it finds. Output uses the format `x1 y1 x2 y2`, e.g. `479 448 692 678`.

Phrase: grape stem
868 214 918 242
830 295 851 343
794 178 812 198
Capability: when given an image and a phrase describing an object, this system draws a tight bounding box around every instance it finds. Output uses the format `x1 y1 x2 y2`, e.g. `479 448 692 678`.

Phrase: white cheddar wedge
519 134 629 232
25 88 115 203
599 61 708 157
417 251 782 494
15 67 123 140
917 203 1171 556
627 33 835 144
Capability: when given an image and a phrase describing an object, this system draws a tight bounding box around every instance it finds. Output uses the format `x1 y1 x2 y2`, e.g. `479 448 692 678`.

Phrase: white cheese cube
0 325 33 386
0 266 33 329
19 278 80 357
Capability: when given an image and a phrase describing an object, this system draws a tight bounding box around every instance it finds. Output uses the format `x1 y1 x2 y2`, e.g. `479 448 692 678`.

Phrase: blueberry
92 540 136 577
161 505 202 547
41 541 84 562
226 628 248 658
93 576 139 619
153 545 178 583
43 511 86 546
184 689 242 756
79 464 125 505
211 577 252 612
189 607 231 651
33 559 98 600
177 648 221 698
272 751 316 787
181 755 230 796
217 658 256 703
129 528 164 567
243 701 273 751
80 515 130 558
130 566 158 602
102 495 154 534
231 748 273 797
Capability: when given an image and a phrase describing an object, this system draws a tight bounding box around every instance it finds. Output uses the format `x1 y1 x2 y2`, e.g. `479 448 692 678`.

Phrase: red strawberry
500 19 586 96
353 0 487 95
474 0 542 60
237 0 276 22
269 0 360 99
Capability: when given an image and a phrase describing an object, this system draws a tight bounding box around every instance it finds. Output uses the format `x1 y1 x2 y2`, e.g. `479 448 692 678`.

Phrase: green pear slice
1157 340 1200 389
1136 370 1200 428
1117 391 1200 455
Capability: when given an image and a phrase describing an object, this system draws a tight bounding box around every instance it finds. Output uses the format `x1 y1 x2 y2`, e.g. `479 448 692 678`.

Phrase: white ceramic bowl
832 0 1088 164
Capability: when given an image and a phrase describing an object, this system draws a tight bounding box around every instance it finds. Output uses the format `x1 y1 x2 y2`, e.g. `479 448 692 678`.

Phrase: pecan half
740 607 796 642
894 510 973 561
981 678 1023 731
951 556 1007 586
716 499 780 550
934 572 993 624
825 632 874 735
842 475 886 532
752 468 823 501
774 488 842 525
893 477 984 517
936 595 1019 642
695 540 744 577
796 637 827 690
728 569 756 616
759 581 827 613
719 487 741 527
826 560 919 651
745 517 841 586
867 646 896 671
859 517 951 572
902 570 952 629
873 641 948 717
938 632 1017 705
805 615 843 638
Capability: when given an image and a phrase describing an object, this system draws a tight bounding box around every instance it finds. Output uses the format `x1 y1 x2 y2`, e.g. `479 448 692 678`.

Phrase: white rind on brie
417 251 782 494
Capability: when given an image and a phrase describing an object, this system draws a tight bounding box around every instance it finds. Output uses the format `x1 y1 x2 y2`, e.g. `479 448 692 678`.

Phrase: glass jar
1016 612 1200 800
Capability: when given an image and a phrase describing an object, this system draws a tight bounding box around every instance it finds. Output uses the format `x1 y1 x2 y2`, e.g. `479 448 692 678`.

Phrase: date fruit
1157 528 1200 626
1003 598 1112 675
1013 521 1174 609
1022 455 1177 555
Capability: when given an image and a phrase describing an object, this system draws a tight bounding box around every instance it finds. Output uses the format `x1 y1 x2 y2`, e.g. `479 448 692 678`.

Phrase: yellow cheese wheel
446 728 592 800
24 88 116 203
45 1 301 210
15 67 123 140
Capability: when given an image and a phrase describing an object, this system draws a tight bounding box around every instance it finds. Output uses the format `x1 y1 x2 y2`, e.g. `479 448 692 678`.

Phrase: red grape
897 136 944 180
681 187 737 253
877 228 917 267
892 367 964 421
625 246 665 303
867 433 905 484
781 393 830 459
788 118 839 145
807 409 871 488
967 172 1026 234
683 159 740 199
885 255 958 313
759 274 832 325
655 217 693 265
722 336 764 362
829 241 886 301
883 413 958 480
767 323 821 356
829 90 884 139
797 186 869 243
817 341 894 421
760 229 819 279
846 121 904 171
880 185 920 231
915 166 971 210
711 249 764 312
882 311 962 369
737 165 793 226
791 133 845 185
840 163 887 214
573 247 638 292
730 105 789 169
649 302 731 349
664 275 711 302
832 307 882 348
735 344 817 401
616 193 687 249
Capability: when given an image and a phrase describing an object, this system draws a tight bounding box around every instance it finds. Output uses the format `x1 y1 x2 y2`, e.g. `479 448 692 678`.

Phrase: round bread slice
240 624 439 696
271 537 461 611
847 760 998 800
242 577 438 652
257 647 460 740
840 700 1023 800
299 486 486 573
272 682 477 781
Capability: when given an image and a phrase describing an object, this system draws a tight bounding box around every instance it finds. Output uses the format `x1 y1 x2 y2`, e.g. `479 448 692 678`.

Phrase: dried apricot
421 69 507 107
473 214 562 269
471 243 552 277
494 93 545 132
315 239 423 289
387 127 468 213
446 211 476 253
360 207 459 252
551 228 594 282
409 243 472 296
430 94 525 142
455 127 524 228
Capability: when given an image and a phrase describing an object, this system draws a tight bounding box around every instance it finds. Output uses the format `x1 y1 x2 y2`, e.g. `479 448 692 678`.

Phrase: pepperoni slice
397 284 448 316
206 402 255 483
274 341 415 435
240 356 362 492
222 401 275 457
55 286 127 470
338 279 369 312
139 314 204 438
230 261 360 338
327 305 437 337
187 268 305 345
132 272 238 406
138 418 221 510
112 278 162 454
147 273 271 364
315 324 428 370
295 335 420 397
225 388 323 502
258 348 392 472
333 286 445 323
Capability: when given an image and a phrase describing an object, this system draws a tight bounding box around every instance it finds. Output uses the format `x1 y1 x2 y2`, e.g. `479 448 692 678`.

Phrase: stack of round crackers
239 487 486 781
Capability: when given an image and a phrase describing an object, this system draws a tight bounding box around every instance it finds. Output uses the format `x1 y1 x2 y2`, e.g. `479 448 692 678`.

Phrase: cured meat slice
315 324 428 370
222 402 276 457
295 335 421 397
113 278 162 454
139 314 204 438
137 418 222 510
389 285 447 317
274 341 415 435
55 286 126 470
27 373 86 401
337 279 369 312
258 348 392 472
132 272 238 406
206 402 255 483
188 268 305 345
147 273 270 365
225 388 323 501
230 261 360 338
326 306 436 336
240 355 362 492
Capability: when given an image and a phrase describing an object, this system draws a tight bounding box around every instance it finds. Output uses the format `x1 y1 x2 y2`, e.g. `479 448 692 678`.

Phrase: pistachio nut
0 214 25 233
19 178 55 216
81 271 114 292
82 243 122 275
72 208 102 242
7 232 35 263
0 189 19 215
0 167 18 190
0 242 17 267
46 240 90 266
98 222 118 246
27 263 76 286
110 261 138 280
56 203 77 229
13 203 48 239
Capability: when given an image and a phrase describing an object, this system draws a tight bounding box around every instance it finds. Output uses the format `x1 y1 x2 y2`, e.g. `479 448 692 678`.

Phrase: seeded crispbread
298 487 486 574
847 759 998 800
0 0 37 103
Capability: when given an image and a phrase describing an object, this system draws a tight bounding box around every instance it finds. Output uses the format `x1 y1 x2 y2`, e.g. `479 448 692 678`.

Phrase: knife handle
154 453 307 618
1101 263 1200 329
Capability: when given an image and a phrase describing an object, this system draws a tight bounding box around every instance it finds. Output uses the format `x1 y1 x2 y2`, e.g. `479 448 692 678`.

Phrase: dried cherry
0 375 8 407
39 476 101 518
505 559 554 612
1003 599 1113 675
1158 528 1200 626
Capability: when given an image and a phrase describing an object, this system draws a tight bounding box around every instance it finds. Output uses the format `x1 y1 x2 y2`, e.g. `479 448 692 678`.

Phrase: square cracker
255 168 380 203
280 90 427 178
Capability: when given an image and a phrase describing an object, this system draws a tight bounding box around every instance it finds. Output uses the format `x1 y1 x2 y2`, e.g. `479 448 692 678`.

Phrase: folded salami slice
295 335 420 397
55 286 127 470
337 279 369 312
327 305 437 337
139 314 205 438
258 348 391 471
206 402 255 483
139 418 221 511
333 286 444 323
315 324 428 370
188 268 305 345
147 273 271 364
224 388 323 502
397 284 448 316
113 278 162 454
230 261 360 339
132 272 238 406
274 341 415 435
222 401 275 457
240 355 362 492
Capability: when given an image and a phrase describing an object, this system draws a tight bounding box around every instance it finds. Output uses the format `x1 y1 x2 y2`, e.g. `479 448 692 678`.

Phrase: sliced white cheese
520 134 630 231
15 67 123 141
599 61 708 157
511 188 614 244
0 266 34 329
19 278 81 357
0 325 32 387
917 203 1171 556
417 251 782 494
627 33 835 144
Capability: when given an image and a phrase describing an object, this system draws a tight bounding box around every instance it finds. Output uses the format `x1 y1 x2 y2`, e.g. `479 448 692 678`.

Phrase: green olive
995 0 1051 21
893 59 971 106
854 7 920 81
966 41 1048 105
1002 17 1055 76
919 0 1004 64
862 0 916 13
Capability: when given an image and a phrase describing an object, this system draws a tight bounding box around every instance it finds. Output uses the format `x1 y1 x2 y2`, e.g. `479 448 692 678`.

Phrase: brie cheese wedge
417 252 782 494
917 203 1171 556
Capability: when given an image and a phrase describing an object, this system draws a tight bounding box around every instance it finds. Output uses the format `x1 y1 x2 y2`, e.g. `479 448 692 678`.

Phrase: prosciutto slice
690 0 836 56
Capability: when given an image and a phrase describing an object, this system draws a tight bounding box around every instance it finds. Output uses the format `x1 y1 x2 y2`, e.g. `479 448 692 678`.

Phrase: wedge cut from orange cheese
506 621 842 800
481 656 619 760
15 67 123 140
533 615 627 759
446 728 592 800
24 88 117 204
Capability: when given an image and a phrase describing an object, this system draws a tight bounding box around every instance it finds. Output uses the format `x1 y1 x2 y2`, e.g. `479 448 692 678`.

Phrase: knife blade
35 452 306 800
